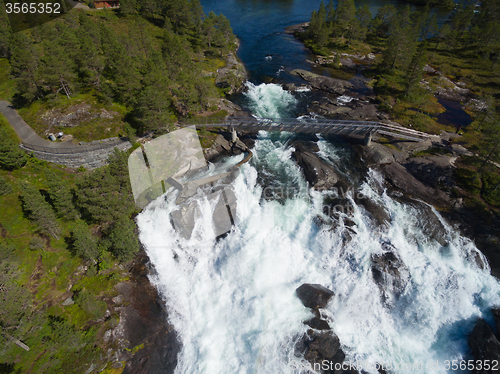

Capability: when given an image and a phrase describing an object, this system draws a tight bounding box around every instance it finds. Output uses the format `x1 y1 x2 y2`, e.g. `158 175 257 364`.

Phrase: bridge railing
180 117 430 140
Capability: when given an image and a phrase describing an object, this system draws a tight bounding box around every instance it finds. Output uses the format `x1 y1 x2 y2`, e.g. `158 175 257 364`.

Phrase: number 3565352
5 2 61 14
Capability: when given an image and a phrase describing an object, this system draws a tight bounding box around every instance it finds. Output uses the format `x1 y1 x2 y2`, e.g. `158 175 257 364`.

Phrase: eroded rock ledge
290 69 354 95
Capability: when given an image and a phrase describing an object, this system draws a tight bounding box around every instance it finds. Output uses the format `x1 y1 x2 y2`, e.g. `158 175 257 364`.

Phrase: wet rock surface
291 69 354 95
468 319 500 374
306 95 385 122
292 142 340 190
295 283 358 374
116 252 180 374
304 317 331 330
371 245 410 307
296 283 335 310
378 162 451 208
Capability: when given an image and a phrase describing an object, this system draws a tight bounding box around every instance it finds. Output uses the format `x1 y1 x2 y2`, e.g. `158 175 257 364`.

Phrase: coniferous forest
0 1 240 372
300 0 500 211
0 0 237 133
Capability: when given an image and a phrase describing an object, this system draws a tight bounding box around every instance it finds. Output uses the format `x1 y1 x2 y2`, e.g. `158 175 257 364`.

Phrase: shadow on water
436 97 472 129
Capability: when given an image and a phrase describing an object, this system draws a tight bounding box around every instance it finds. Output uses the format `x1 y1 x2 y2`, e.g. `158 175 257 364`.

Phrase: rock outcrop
468 318 500 373
292 142 340 190
371 244 410 307
291 69 354 95
294 284 358 374
111 253 180 374
215 51 248 95
296 283 335 311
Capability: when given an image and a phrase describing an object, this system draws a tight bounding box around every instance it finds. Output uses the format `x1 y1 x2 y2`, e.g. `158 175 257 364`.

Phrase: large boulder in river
304 317 331 330
292 143 340 190
371 244 410 307
296 284 334 310
468 318 500 373
291 69 354 95
295 330 354 374
307 332 341 360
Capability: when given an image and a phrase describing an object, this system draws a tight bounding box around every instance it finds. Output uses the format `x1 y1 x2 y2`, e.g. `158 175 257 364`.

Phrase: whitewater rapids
136 83 500 374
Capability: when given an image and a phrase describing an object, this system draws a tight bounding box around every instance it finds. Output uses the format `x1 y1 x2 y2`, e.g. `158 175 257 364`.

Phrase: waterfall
136 83 500 374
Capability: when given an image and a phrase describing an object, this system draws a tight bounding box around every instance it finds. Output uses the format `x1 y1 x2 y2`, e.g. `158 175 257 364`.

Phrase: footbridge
182 117 430 143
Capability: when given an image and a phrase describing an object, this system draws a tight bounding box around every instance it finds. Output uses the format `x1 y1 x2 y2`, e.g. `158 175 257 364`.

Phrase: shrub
74 289 107 319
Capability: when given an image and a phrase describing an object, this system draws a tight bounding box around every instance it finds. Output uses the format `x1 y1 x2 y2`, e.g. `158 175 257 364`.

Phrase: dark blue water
437 97 472 129
200 0 456 83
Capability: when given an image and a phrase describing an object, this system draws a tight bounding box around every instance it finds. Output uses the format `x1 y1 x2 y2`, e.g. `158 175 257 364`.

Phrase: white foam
137 124 500 374
337 95 355 105
244 82 297 118
294 86 311 92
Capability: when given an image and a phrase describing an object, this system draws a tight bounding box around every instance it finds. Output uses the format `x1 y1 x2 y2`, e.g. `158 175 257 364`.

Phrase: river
136 1 500 373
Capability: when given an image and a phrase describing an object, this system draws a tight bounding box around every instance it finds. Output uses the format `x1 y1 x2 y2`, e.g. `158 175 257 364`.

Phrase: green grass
0 111 21 142
17 92 129 143
376 137 400 151
196 125 221 149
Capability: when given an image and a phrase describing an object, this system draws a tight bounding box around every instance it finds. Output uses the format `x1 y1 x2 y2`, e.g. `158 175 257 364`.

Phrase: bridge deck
182 117 430 142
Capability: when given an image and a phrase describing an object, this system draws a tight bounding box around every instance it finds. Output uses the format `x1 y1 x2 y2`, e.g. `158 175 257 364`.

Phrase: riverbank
280 21 500 276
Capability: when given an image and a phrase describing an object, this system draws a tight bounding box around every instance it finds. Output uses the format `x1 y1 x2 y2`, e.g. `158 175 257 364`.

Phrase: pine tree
214 14 234 53
447 2 475 48
370 4 397 38
0 128 27 171
469 0 500 56
70 223 99 261
382 7 418 72
107 216 139 261
435 23 453 50
100 25 142 105
354 5 372 42
39 39 77 98
0 246 31 333
479 116 500 169
20 183 61 239
0 0 11 58
316 1 329 47
77 14 104 89
326 0 335 26
406 42 428 97
44 169 80 221
334 0 356 40
76 149 135 226
119 0 137 15
134 53 175 132
202 12 218 51
420 12 438 40
9 33 43 101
